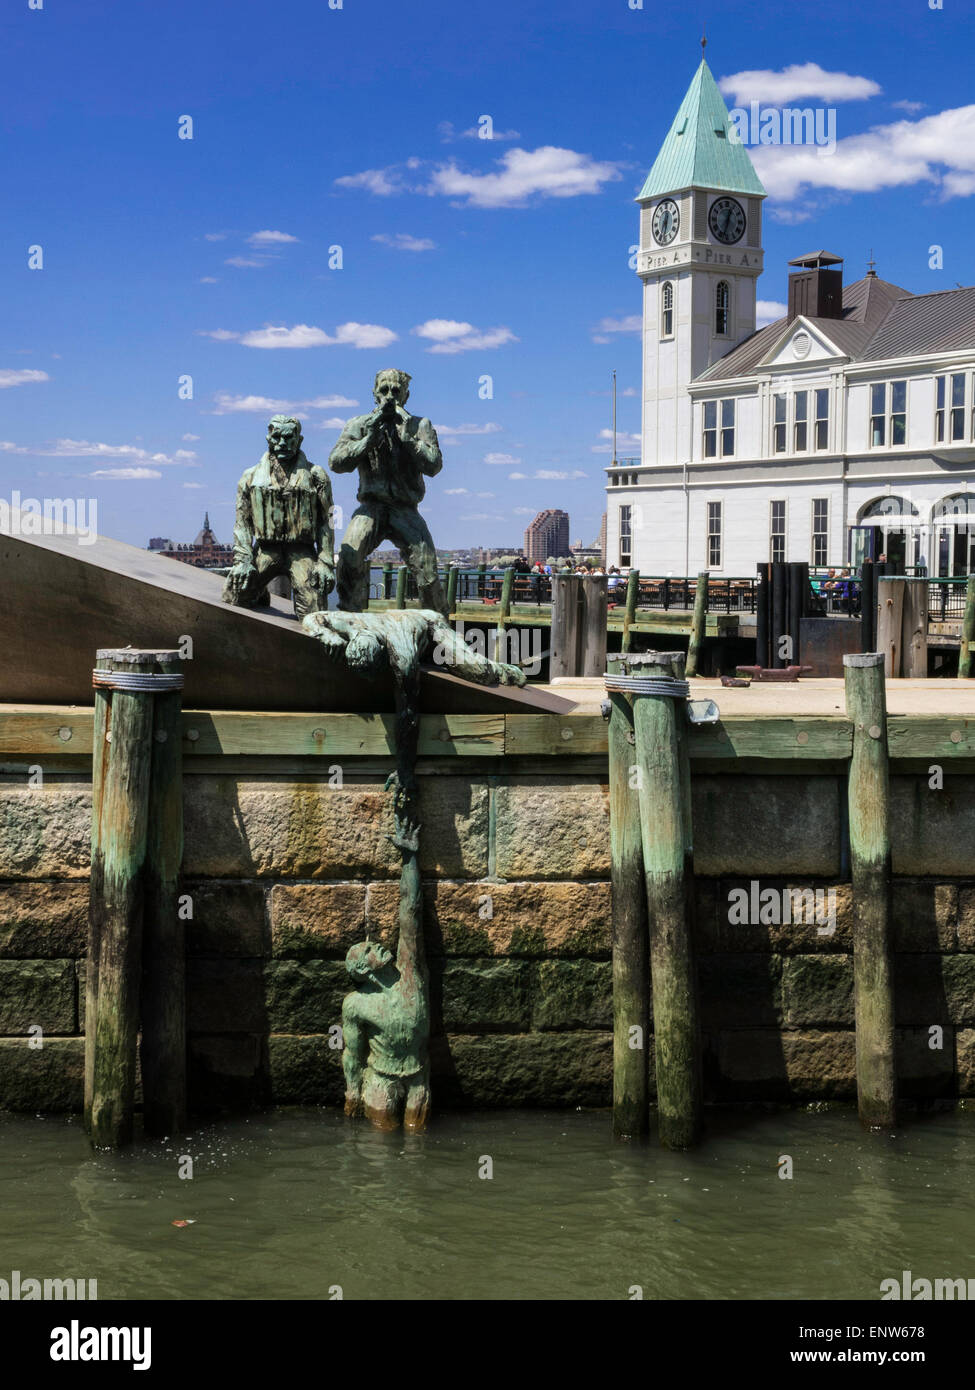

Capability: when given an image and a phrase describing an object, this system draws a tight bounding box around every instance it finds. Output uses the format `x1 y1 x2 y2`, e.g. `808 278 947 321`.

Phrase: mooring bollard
959 576 975 678
395 564 408 609
86 649 185 1148
901 579 928 678
686 571 709 677
605 654 649 1138
843 653 896 1128
615 650 702 1148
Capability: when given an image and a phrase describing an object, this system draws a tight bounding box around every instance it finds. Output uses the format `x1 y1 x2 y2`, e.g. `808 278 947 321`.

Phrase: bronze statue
328 369 448 617
302 608 524 1129
223 415 335 618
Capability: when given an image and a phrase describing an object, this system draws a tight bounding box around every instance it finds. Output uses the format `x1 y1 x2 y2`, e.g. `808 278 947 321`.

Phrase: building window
619 505 632 567
773 394 786 453
707 501 722 567
814 388 829 450
661 281 674 338
936 375 946 442
704 400 735 458
715 280 730 336
870 380 908 447
951 372 966 441
770 500 786 562
891 379 907 444
794 391 808 452
812 498 828 566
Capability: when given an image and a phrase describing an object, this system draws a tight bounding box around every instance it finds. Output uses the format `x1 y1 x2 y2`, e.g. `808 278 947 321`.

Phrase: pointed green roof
638 59 766 202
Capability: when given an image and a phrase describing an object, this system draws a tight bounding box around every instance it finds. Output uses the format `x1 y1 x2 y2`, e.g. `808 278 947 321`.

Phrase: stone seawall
2 762 974 1112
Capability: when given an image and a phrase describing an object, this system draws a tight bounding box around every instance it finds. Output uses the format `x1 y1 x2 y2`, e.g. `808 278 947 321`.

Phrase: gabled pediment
759 316 847 370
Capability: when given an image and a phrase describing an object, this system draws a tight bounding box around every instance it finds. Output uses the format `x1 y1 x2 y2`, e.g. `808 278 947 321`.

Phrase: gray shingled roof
694 274 914 383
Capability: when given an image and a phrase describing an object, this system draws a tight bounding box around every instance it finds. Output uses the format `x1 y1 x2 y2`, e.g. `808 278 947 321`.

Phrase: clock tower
636 54 766 470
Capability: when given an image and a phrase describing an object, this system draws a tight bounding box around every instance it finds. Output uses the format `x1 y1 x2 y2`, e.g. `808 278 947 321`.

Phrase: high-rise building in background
524 508 570 563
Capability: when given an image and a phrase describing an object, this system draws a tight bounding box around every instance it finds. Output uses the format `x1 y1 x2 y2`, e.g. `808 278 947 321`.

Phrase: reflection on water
0 1108 972 1301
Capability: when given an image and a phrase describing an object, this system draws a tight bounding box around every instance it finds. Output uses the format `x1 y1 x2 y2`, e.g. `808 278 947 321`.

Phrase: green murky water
0 1108 972 1301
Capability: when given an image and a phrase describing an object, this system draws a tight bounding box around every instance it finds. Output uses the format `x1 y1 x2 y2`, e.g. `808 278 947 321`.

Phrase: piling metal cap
604 673 690 698
843 652 885 668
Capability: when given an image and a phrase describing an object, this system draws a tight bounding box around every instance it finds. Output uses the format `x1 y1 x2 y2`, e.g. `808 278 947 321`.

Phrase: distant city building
597 513 607 565
150 514 233 568
524 509 570 564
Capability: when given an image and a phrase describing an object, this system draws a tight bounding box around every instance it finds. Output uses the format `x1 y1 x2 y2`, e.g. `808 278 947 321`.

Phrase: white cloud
891 99 925 114
225 256 268 268
413 319 517 354
0 369 50 388
439 121 521 142
428 145 621 208
199 276 219 284
476 491 496 498
39 440 197 466
513 506 535 515
751 103 975 202
444 487 469 495
88 467 162 480
757 300 788 327
335 167 406 196
458 512 504 522
508 469 585 481
211 392 358 414
435 422 502 437
182 433 201 442
718 63 881 107
183 482 206 489
203 324 397 350
314 417 353 430
484 452 520 465
592 429 640 454
592 315 641 342
248 230 299 245
204 232 228 241
372 233 437 251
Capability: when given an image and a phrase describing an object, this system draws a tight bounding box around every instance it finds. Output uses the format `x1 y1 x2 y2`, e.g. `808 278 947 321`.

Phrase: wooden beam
844 653 896 1128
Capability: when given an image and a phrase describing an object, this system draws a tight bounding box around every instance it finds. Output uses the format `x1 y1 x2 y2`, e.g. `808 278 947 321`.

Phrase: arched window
661 282 674 338
715 280 730 336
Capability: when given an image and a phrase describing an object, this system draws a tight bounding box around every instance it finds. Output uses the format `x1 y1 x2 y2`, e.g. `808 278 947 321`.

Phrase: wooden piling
86 651 157 1148
140 654 186 1136
860 560 877 653
686 571 708 677
395 564 408 610
877 578 905 677
630 651 701 1148
580 574 608 676
606 659 649 1138
900 579 928 678
959 576 975 678
844 653 896 1128
621 569 640 654
755 562 770 668
550 574 582 678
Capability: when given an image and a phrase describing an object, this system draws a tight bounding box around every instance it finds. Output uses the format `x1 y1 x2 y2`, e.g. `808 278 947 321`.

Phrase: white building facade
607 59 975 579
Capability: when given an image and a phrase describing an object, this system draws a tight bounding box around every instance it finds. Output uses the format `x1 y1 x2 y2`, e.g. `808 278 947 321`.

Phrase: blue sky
2 0 974 551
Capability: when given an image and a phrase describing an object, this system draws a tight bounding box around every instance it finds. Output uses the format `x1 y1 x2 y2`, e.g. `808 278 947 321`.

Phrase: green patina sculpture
302 608 525 1129
223 415 335 618
329 369 448 616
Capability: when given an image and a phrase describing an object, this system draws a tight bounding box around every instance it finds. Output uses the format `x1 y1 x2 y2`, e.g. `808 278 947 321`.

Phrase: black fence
370 564 972 624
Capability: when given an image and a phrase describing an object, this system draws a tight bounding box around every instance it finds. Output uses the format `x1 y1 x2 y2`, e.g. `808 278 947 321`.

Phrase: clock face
652 198 680 246
708 196 746 245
